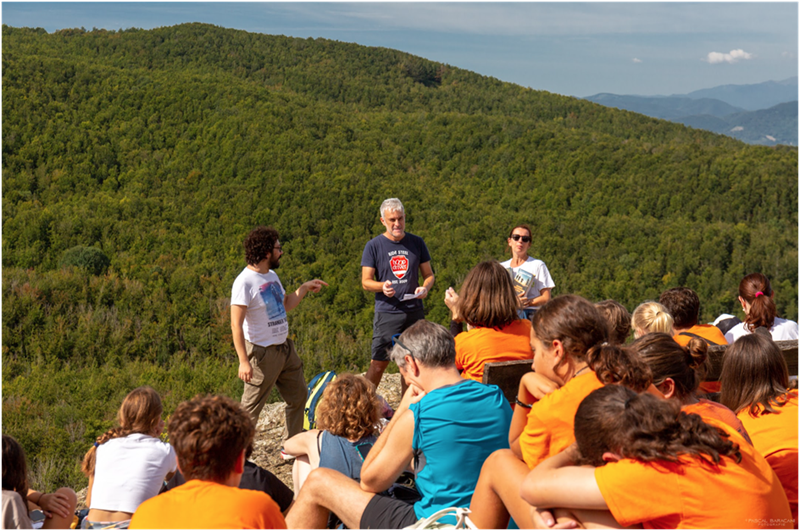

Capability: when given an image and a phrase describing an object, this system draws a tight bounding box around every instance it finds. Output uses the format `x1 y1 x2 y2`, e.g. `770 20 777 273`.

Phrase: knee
301 468 346 502
55 487 78 512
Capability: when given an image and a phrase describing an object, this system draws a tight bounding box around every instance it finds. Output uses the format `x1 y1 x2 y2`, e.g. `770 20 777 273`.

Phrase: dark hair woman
725 273 798 344
520 385 792 529
630 332 752 443
444 260 532 382
720 334 798 524
500 224 555 320
468 295 651 529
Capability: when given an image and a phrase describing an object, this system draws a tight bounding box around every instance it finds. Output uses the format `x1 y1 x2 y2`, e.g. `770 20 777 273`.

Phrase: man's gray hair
390 320 456 370
380 198 405 218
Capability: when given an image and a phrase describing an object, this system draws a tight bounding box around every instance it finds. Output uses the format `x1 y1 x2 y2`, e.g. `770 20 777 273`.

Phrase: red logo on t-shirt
390 256 409 279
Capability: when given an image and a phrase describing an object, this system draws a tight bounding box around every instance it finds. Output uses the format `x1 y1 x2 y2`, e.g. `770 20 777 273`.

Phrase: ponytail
631 301 674 336
739 273 777 332
81 386 163 477
587 343 652 392
574 386 741 468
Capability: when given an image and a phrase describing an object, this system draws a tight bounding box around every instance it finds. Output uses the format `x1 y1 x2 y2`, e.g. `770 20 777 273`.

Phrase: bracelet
515 395 533 409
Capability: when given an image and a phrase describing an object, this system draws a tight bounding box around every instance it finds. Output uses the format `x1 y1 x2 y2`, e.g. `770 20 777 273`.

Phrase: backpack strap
678 332 718 346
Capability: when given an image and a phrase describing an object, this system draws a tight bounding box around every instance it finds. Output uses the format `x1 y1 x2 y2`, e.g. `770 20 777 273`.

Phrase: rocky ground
77 372 403 507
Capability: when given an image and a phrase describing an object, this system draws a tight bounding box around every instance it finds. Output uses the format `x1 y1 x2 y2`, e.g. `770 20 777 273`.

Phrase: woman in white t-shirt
499 224 555 319
725 273 799 344
80 387 176 529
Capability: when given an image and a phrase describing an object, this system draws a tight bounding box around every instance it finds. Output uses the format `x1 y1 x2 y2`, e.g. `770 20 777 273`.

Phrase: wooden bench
482 340 799 404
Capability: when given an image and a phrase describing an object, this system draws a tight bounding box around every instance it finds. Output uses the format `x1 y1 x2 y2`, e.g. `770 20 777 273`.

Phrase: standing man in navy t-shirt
361 198 434 389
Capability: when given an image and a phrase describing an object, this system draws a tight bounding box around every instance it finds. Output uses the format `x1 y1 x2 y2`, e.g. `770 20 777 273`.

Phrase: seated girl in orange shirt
631 332 752 443
444 260 532 382
522 385 792 529
720 334 798 525
468 295 651 529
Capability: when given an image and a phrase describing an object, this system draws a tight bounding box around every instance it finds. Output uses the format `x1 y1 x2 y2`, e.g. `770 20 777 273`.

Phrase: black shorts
360 494 419 529
371 309 425 361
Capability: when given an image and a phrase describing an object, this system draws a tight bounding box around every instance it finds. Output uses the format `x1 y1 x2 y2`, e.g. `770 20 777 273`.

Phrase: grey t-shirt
3 490 32 529
361 233 431 314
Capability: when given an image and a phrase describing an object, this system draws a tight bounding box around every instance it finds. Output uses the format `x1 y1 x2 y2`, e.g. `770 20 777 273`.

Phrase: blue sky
2 2 797 97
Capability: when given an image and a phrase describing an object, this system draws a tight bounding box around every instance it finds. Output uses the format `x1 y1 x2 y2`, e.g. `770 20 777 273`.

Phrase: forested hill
2 23 797 491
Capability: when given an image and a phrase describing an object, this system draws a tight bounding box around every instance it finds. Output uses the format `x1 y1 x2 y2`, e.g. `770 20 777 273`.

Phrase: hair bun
684 338 708 372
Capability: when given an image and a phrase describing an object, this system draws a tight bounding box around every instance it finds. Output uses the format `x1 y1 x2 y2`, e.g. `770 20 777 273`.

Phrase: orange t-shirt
520 371 604 469
129 479 287 529
673 324 728 347
737 393 799 524
674 325 728 395
683 399 752 445
595 419 792 529
455 319 533 382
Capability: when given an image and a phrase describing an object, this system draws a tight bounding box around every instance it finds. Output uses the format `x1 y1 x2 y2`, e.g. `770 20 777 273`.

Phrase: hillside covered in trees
2 23 797 491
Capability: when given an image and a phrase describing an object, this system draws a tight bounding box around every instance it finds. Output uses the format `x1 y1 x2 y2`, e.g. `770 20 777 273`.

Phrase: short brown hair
659 287 700 329
594 300 631 345
531 294 607 363
82 386 163 477
720 334 791 416
168 395 254 482
316 374 380 441
739 273 777 332
2 435 29 509
456 260 519 329
630 332 708 399
244 226 279 265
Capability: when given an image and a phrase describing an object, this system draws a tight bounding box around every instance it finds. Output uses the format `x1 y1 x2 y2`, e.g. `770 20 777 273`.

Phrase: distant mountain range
585 77 798 146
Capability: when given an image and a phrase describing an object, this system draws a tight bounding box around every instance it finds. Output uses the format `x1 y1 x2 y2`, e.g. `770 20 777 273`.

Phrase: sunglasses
391 334 416 363
511 234 531 243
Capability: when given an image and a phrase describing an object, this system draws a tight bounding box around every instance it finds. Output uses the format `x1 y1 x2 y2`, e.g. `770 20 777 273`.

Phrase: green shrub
59 246 110 276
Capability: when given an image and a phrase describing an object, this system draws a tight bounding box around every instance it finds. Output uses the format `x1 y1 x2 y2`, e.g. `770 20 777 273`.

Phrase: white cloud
632 58 642 63
704 49 754 64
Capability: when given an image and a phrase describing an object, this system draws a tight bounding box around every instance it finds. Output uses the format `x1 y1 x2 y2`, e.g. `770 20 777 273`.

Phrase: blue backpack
303 371 337 430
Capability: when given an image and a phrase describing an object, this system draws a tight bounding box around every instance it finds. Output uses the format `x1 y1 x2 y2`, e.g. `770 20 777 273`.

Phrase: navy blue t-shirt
361 232 432 314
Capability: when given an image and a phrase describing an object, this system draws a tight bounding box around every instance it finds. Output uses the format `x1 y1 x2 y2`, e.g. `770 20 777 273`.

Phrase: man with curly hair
129 395 286 529
231 225 327 438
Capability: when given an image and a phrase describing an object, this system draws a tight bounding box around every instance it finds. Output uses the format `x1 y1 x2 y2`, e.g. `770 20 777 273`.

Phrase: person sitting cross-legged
129 395 286 529
286 320 513 529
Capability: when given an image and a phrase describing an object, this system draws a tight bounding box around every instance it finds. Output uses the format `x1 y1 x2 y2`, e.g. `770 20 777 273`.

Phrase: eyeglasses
391 334 416 363
511 234 531 243
273 245 283 252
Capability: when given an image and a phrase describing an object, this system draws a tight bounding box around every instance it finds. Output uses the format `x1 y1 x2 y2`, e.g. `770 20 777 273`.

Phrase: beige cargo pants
241 338 307 440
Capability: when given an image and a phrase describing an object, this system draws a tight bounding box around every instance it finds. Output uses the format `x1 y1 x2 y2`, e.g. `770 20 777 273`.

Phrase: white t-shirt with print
500 257 555 309
231 267 288 347
725 317 799 344
90 433 177 514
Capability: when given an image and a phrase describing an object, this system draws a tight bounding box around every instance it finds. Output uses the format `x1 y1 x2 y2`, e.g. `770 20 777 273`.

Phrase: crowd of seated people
4 269 797 530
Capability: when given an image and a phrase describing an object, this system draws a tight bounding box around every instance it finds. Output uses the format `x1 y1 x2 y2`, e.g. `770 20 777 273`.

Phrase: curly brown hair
244 226 279 265
575 385 741 468
659 287 701 329
2 435 29 509
316 374 380 441
168 394 254 482
81 386 163 477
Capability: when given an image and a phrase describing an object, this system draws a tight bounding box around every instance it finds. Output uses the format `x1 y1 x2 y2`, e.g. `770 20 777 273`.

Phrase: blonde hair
631 301 674 338
81 386 163 477
316 374 381 441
